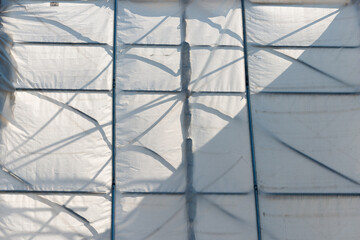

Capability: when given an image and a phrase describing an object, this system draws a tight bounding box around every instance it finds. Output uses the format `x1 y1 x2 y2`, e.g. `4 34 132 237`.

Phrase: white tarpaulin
0 0 360 239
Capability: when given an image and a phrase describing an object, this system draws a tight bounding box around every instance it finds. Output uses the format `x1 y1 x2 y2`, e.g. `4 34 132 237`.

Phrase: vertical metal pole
111 0 118 239
180 1 195 239
240 0 262 239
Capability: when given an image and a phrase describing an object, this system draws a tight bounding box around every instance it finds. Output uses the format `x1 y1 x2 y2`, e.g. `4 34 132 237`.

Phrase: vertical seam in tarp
111 0 118 239
180 0 195 239
240 0 262 239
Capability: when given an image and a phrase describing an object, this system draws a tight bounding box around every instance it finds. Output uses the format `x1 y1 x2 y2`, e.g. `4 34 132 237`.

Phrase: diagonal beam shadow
121 53 180 77
7 60 112 156
189 4 243 44
124 98 181 146
10 122 111 172
117 98 181 172
264 48 360 91
0 163 100 237
200 195 251 225
255 122 360 186
258 8 341 47
118 94 179 121
121 145 177 173
28 92 111 149
4 0 103 44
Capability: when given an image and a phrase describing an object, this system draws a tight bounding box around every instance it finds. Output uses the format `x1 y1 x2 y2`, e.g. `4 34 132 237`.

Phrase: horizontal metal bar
251 44 360 49
15 42 109 46
255 91 360 95
120 191 251 195
120 192 185 195
190 45 243 49
261 192 360 196
191 91 246 95
120 43 243 49
120 90 181 94
16 88 111 93
199 192 250 195
120 90 246 95
0 190 108 195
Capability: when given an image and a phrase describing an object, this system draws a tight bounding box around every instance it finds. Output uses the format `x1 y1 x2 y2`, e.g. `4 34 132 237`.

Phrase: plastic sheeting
11 44 113 90
1 0 360 239
1 0 114 44
0 194 111 240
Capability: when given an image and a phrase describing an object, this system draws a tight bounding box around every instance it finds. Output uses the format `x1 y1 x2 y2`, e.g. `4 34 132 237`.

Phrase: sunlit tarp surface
0 0 359 239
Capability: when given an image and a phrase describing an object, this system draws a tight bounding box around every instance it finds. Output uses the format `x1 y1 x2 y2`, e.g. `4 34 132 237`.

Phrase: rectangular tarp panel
186 0 244 46
248 47 360 93
251 93 360 193
190 47 245 92
115 92 185 193
0 193 111 240
115 193 187 240
1 0 114 44
116 46 181 91
117 1 181 45
190 94 252 193
0 91 112 192
245 1 360 47
260 195 360 240
11 44 112 90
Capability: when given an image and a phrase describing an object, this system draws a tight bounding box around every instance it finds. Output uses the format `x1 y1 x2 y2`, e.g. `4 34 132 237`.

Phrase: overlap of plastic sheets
0 0 359 239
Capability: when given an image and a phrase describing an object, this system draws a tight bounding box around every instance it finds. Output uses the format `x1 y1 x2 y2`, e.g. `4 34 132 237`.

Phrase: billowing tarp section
0 0 360 239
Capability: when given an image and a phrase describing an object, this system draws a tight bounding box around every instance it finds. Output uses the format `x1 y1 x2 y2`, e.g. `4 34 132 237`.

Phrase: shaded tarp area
0 0 360 239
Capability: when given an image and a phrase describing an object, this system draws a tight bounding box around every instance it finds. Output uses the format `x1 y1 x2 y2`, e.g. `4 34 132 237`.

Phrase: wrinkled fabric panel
248 47 360 93
251 94 360 193
195 195 257 240
0 194 111 240
190 94 252 192
1 0 114 44
117 46 181 91
190 47 245 92
115 92 185 193
11 44 112 90
0 92 112 191
115 193 188 240
260 195 360 240
246 1 360 47
186 0 244 46
117 1 181 45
